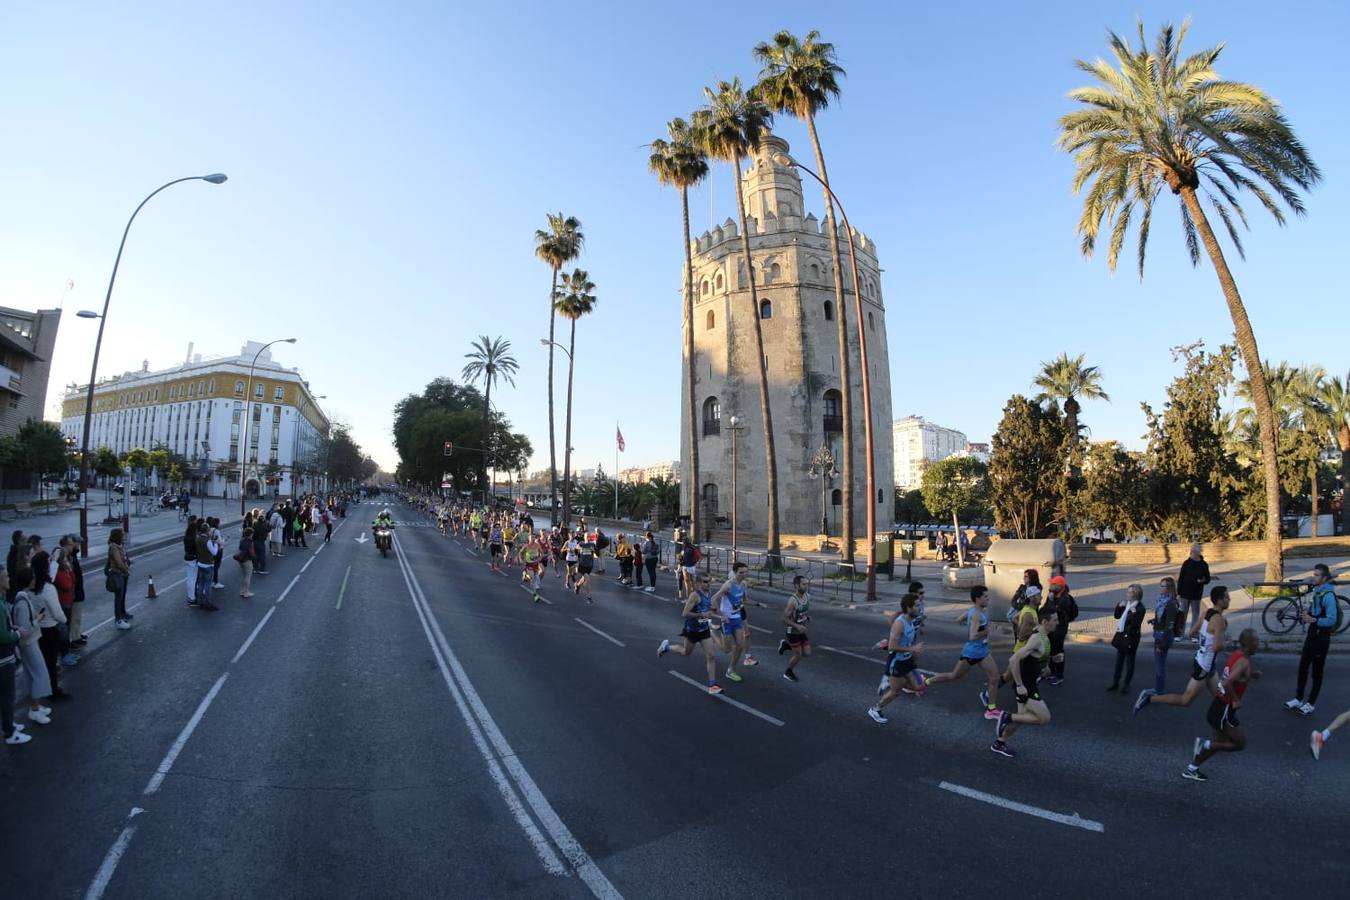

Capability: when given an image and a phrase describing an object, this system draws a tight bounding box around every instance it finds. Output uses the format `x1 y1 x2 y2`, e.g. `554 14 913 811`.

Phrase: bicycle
1254 580 1350 635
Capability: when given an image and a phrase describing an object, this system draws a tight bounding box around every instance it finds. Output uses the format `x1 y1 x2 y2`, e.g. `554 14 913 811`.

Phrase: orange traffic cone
146 576 158 599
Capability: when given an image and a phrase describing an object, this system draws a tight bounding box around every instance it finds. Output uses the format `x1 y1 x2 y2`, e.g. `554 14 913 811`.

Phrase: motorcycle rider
372 508 394 549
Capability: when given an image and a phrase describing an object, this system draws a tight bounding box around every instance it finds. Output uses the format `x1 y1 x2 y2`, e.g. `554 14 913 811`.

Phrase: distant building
618 467 646 485
61 341 329 499
643 460 679 483
892 416 968 491
957 442 991 465
0 306 61 439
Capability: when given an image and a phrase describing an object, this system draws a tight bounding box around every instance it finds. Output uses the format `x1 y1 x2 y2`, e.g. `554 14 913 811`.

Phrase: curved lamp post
771 151 880 601
76 174 228 549
239 337 298 514
808 444 837 539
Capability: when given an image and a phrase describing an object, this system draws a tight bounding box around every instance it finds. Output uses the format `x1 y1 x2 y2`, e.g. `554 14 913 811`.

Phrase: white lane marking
143 672 229 795
82 807 144 900
820 645 883 664
517 584 553 604
314 542 326 556
938 781 1105 833
301 555 316 573
391 538 566 878
747 624 771 634
231 607 276 663
85 577 187 636
573 618 625 647
668 670 785 727
395 536 621 897
275 574 303 603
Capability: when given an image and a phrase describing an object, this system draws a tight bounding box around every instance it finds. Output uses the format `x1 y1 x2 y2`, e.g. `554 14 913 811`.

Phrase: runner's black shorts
1207 697 1238 731
786 632 809 646
886 653 916 679
578 563 593 575
1192 659 1217 682
682 625 711 643
489 543 502 557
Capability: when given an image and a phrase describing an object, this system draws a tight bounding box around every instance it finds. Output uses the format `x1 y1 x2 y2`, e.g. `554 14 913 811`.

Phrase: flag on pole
616 426 625 452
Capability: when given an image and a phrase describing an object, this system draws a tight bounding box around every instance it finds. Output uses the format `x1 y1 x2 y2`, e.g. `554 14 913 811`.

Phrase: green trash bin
874 532 894 578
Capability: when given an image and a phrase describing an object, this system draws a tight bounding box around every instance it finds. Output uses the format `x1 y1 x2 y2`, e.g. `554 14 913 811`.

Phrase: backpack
691 546 701 564
1064 593 1079 623
596 532 610 551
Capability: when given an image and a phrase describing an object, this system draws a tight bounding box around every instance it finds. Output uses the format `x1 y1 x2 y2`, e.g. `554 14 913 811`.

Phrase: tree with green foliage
18 419 70 484
461 335 519 492
535 213 585 522
1033 353 1109 460
92 447 122 483
920 456 989 566
1060 19 1321 579
1319 372 1350 537
392 379 532 494
893 488 927 524
990 396 1069 539
1078 442 1149 541
553 268 597 526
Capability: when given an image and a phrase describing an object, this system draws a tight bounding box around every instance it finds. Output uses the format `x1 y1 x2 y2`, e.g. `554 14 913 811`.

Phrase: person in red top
53 549 78 667
1184 627 1260 782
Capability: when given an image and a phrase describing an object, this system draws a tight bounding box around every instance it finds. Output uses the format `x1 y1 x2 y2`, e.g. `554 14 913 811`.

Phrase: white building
61 341 329 499
892 416 968 491
643 460 679 483
957 442 991 465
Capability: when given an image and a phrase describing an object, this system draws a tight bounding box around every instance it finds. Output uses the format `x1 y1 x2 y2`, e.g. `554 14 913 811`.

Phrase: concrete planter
943 564 984 589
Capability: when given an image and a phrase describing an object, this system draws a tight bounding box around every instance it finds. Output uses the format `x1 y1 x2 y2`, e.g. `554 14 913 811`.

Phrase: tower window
831 488 842 506
823 390 842 433
760 299 772 319
715 272 724 291
868 311 875 331
706 310 715 330
701 278 710 296
702 483 719 513
702 397 721 436
768 262 782 283
823 300 834 321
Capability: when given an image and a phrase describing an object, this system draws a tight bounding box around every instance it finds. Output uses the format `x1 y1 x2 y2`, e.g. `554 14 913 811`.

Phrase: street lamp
772 151 880 601
727 415 746 563
539 338 572 522
239 337 298 514
75 173 228 549
809 445 837 539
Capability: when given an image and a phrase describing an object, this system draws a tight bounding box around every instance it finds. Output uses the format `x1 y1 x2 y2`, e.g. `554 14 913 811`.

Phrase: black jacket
1177 557 1211 602
1112 601 1145 650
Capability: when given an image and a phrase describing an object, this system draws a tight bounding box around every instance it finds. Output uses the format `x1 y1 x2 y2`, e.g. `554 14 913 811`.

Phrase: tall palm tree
535 214 585 522
649 117 709 543
461 335 519 493
1059 20 1320 580
1319 373 1350 538
694 78 782 562
753 29 856 564
1033 353 1110 456
553 268 597 527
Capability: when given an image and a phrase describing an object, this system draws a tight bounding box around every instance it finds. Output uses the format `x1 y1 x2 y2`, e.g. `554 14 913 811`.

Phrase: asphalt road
5 499 1348 900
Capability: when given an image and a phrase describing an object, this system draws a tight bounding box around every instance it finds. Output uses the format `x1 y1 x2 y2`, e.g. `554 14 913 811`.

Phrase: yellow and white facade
61 341 330 498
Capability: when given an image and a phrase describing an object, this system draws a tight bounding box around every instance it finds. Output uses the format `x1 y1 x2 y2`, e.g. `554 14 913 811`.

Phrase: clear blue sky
2 1 1345 476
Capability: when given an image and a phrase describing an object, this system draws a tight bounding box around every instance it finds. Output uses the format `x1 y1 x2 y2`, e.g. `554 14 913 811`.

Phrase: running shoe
778 639 789 656
1192 737 1206 764
978 688 989 708
1310 730 1324 761
867 707 888 724
532 593 543 604
707 684 723 695
782 669 799 683
29 709 51 725
1181 767 1207 782
725 670 743 683
989 741 1015 759
1299 702 1315 717
1048 676 1064 686
658 639 671 658
116 620 132 630
60 653 80 667
983 707 1002 721
1284 698 1304 710
4 731 31 745
1133 689 1156 717
743 655 758 667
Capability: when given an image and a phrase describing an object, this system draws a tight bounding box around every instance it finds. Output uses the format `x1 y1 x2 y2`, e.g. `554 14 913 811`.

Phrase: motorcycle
375 527 392 557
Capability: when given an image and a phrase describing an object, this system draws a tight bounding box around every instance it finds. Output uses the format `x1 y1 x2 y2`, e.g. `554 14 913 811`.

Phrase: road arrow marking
356 532 369 544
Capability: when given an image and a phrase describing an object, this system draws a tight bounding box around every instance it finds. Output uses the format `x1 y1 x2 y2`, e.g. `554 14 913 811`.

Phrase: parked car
111 483 143 496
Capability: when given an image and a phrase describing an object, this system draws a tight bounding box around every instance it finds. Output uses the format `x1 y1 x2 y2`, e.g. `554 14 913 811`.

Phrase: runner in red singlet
1184 628 1260 782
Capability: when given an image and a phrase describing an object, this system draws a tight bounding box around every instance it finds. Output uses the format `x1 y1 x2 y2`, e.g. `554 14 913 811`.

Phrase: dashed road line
335 565 351 609
668 670 785 726
517 584 552 604
938 781 1105 833
573 617 625 647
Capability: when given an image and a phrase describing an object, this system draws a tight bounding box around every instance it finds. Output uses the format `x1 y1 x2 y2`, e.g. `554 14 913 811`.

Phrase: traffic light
443 441 453 457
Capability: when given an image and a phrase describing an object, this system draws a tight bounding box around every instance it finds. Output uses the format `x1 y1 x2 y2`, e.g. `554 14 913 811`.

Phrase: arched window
823 300 834 321
868 311 875 331
831 488 842 506
715 272 724 291
701 278 710 296
760 299 773 319
809 263 820 281
706 310 715 330
702 396 721 436
702 483 719 513
769 262 782 283
823 389 842 432
878 488 885 503
234 380 245 395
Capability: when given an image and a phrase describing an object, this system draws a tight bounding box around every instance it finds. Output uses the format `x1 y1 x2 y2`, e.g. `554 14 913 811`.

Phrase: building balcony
823 414 843 433
0 362 23 396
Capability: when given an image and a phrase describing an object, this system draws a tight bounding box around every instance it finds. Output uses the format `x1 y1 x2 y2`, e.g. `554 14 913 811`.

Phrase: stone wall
1066 536 1350 565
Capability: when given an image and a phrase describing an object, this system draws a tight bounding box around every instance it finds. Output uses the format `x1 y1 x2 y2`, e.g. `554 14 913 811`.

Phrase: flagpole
614 421 619 520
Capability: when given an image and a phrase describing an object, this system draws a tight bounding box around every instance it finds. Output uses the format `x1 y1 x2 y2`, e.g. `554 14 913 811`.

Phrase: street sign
443 441 454 456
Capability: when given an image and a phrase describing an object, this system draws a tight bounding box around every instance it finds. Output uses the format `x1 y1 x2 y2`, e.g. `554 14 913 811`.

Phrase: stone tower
681 134 895 548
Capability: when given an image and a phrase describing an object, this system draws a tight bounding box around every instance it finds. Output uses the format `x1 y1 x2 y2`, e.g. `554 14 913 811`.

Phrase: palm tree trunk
732 153 781 561
805 113 853 564
681 187 701 543
1308 457 1319 538
547 267 559 524
482 384 492 494
1180 187 1283 580
562 318 577 529
1340 428 1350 537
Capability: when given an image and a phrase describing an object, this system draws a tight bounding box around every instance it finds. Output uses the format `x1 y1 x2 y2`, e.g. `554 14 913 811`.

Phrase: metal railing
655 541 869 604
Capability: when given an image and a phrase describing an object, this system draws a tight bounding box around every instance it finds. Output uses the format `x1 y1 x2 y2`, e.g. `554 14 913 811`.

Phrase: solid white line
314 542 326 556
747 624 771 634
667 670 785 727
275 573 303 603
301 555 316 573
82 807 143 900
395 536 621 897
517 584 552 605
144 672 229 795
937 781 1105 833
819 645 883 664
573 618 625 647
391 538 566 877
231 606 276 663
